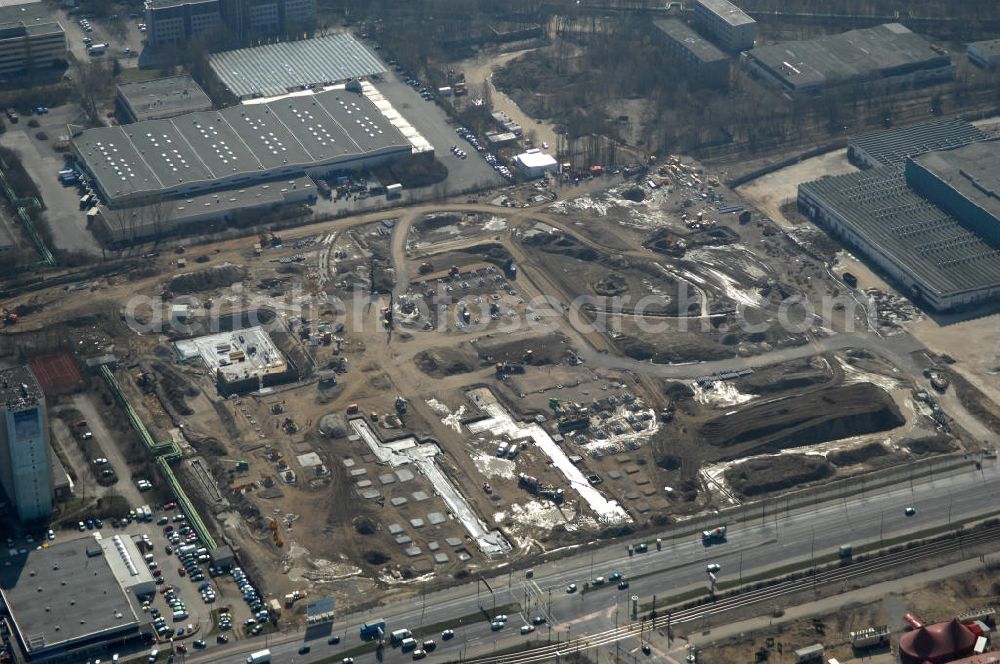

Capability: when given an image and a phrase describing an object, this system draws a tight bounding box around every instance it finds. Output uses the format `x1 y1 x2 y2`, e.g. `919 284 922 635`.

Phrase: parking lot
56 8 145 67
0 103 101 256
375 72 504 194
47 500 259 662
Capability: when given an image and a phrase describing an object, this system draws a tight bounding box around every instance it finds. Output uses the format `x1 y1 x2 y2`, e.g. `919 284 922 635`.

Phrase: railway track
459 525 1000 663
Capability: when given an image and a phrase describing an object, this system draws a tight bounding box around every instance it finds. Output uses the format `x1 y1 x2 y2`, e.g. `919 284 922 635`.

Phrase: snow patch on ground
466 388 630 524
283 542 363 584
471 451 516 480
427 398 467 432
484 216 508 231
838 360 902 392
691 381 754 408
494 500 568 532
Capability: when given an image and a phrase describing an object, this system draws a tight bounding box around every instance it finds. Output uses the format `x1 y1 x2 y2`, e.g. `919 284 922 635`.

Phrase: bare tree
75 60 114 126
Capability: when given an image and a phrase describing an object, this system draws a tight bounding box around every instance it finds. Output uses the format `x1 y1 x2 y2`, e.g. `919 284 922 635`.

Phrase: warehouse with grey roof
743 23 954 94
906 141 1000 247
847 119 987 169
0 536 143 661
799 140 1000 312
74 82 421 208
967 39 1000 69
116 75 213 123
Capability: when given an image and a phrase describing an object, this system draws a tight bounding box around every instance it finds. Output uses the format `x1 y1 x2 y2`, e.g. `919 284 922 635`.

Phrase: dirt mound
151 361 197 416
169 264 247 294
594 273 629 296
523 232 598 261
645 226 740 256
726 454 833 498
662 380 698 415
476 333 570 366
621 336 734 364
427 243 512 270
905 435 955 456
415 347 479 377
734 357 833 395
828 442 889 466
319 414 348 438
417 214 462 232
699 383 904 459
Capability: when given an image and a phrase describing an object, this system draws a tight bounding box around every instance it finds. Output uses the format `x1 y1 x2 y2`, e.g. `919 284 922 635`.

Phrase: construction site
1 129 994 641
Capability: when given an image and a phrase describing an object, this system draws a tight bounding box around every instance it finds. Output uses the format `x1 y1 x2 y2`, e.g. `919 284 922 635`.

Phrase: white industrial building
175 325 296 394
100 533 157 597
513 150 558 179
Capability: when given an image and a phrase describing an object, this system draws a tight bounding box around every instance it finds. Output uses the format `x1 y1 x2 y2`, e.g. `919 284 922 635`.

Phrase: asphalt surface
373 71 503 196
185 459 1000 664
0 104 102 256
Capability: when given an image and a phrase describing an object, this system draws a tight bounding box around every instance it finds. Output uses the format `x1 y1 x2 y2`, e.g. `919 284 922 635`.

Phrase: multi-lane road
188 458 999 664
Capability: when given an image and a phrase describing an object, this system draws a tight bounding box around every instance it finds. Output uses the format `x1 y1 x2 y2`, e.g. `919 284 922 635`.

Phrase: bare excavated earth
725 454 833 498
699 383 905 460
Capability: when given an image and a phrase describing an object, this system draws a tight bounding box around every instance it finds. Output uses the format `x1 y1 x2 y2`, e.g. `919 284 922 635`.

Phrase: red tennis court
29 352 84 394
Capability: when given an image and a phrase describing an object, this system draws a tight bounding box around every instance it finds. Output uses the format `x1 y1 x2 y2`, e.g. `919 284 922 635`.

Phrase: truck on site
246 649 271 664
702 526 726 543
360 619 386 641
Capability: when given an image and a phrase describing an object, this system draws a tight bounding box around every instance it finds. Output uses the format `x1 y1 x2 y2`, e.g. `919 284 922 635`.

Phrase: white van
401 637 418 652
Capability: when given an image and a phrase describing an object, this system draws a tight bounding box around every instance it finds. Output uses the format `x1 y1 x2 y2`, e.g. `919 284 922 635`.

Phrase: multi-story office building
0 367 52 522
0 1 65 78
694 0 756 52
651 19 730 89
145 0 313 47
143 0 222 47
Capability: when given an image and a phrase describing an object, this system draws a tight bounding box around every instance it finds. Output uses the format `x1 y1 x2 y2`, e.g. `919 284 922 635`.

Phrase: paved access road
189 459 1000 664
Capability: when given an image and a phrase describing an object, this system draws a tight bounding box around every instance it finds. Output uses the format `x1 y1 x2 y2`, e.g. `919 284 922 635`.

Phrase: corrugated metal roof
747 23 948 91
849 119 986 167
800 166 1000 298
209 34 386 99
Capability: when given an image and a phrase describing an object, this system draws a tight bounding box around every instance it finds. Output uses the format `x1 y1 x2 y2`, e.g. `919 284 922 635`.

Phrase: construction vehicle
268 519 283 547
395 396 408 415
346 403 359 415
284 590 307 607
2 309 17 325
221 459 250 471
517 473 564 504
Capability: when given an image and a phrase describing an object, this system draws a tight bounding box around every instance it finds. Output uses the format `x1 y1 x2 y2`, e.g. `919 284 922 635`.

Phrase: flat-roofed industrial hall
74 84 418 207
743 23 954 93
799 138 1000 313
